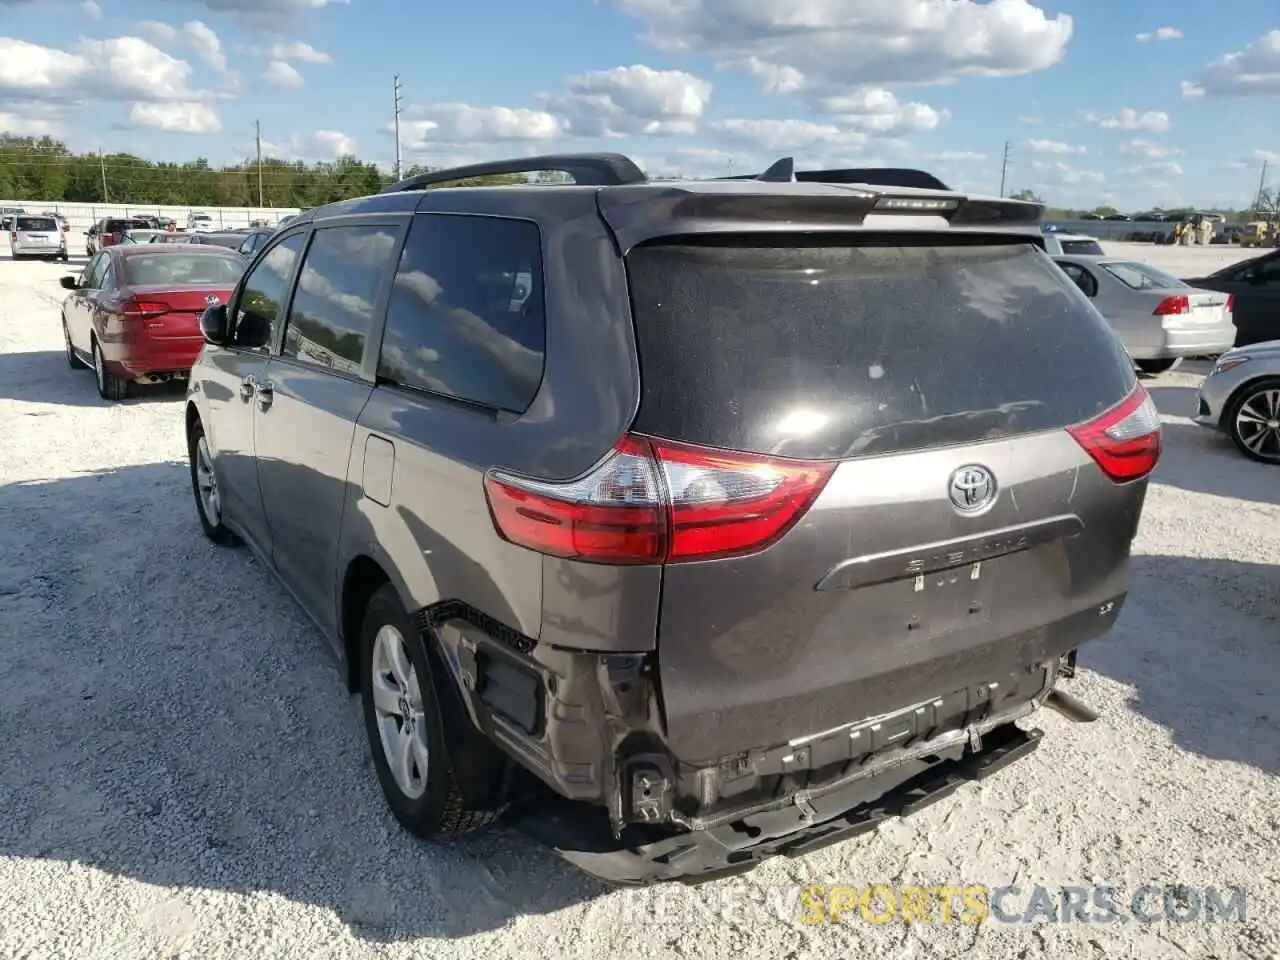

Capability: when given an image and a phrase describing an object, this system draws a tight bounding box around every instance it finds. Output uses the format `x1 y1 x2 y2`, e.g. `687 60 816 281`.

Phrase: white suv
186 212 216 233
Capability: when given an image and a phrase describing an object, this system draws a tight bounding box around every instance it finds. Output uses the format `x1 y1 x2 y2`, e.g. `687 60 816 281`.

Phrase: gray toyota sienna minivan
185 154 1160 884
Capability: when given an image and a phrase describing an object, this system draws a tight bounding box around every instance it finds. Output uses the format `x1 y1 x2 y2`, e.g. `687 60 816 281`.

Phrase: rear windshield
1101 261 1184 290
626 239 1136 460
106 219 150 231
122 253 245 286
16 217 57 231
1061 239 1105 255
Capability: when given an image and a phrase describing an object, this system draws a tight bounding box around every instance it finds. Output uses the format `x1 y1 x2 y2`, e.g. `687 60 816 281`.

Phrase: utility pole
999 140 1011 198
255 119 264 207
393 74 403 180
1253 157 1269 216
99 150 108 202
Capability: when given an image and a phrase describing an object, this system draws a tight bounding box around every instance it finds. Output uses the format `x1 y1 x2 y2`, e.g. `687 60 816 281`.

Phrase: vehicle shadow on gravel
1085 553 1279 776
1146 385 1279 505
0 350 186 407
0 463 608 944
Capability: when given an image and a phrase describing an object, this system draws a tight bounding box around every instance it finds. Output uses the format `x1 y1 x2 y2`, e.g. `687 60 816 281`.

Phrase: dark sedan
1184 249 1280 347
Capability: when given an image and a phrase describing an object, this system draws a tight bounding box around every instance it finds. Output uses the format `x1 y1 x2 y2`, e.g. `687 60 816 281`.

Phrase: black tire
62 316 85 369
92 338 128 401
1135 358 1181 375
359 583 498 840
1224 376 1280 465
187 420 241 545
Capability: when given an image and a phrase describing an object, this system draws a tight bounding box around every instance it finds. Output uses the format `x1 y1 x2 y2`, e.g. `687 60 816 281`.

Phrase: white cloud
314 129 356 157
815 87 947 135
1086 108 1171 132
1029 159 1105 185
541 65 711 136
1122 160 1183 178
1182 29 1280 99
1025 138 1086 154
1018 115 1043 124
177 0 350 29
1136 27 1182 43
270 41 331 63
932 150 987 162
182 21 227 73
0 104 65 136
82 0 102 19
613 0 1073 91
1119 139 1182 158
704 118 867 153
263 60 303 88
128 101 220 134
1228 149 1280 169
401 104 564 146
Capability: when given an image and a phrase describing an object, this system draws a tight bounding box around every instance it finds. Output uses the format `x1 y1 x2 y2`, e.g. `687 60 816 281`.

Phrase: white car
1053 255 1236 374
8 214 68 261
186 212 216 233
1041 231 1105 256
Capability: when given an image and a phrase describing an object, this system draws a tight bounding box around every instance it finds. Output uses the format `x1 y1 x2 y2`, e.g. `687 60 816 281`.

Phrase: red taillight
483 435 836 564
8 232 14 243
1066 383 1161 483
120 298 169 319
1225 294 1235 313
1152 294 1189 316
102 232 116 245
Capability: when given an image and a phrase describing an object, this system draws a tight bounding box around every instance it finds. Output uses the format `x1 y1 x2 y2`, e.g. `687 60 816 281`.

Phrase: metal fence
0 200 300 236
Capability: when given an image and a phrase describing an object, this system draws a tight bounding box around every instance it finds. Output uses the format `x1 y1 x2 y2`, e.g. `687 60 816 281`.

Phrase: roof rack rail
717 160 951 192
380 152 647 193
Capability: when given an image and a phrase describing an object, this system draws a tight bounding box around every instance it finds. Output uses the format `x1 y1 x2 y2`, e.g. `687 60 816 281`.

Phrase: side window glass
233 233 306 351
281 224 398 374
80 253 104 288
100 262 116 291
1256 258 1280 284
378 214 546 412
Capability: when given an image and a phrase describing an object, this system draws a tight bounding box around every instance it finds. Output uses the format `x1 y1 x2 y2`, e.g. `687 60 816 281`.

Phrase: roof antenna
757 157 795 182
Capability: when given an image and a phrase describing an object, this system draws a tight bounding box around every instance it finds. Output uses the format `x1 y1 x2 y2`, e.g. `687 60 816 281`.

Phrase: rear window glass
1061 239 1104 255
626 240 1136 460
106 219 150 231
122 253 245 286
1101 261 1184 290
16 217 57 231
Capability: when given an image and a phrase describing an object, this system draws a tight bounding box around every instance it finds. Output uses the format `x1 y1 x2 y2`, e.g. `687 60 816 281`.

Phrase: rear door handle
239 375 256 400
256 380 274 411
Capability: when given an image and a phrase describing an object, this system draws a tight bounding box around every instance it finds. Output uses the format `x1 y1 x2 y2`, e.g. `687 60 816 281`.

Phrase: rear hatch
13 216 61 247
622 238 1156 763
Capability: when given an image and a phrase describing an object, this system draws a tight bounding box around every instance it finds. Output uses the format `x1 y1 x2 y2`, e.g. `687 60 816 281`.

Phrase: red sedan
60 244 246 401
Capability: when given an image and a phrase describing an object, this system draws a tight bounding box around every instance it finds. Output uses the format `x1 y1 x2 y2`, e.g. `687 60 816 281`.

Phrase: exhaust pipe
1045 688 1099 723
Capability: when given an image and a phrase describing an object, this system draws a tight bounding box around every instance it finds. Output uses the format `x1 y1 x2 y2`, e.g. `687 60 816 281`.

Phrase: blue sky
1 0 1277 210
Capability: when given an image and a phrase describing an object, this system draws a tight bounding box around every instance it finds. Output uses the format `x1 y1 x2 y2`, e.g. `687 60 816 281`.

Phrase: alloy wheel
369 624 430 799
194 436 221 524
1234 386 1280 463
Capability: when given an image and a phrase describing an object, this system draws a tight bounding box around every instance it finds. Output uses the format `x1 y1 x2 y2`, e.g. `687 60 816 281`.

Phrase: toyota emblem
948 464 997 515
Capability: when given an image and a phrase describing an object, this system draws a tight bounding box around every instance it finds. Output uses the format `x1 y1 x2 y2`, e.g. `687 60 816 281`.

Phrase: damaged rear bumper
514 722 1043 886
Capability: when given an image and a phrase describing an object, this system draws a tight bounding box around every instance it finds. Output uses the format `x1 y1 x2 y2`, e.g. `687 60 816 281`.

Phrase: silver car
1053 255 1236 374
1193 340 1280 464
9 214 68 261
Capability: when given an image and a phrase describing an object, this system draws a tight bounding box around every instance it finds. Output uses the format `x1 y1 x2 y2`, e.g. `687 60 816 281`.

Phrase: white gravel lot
0 244 1277 960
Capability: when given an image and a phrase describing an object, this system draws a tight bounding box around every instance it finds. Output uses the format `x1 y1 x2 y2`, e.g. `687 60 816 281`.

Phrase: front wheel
360 584 498 840
1226 377 1280 465
188 421 241 545
1135 358 1181 375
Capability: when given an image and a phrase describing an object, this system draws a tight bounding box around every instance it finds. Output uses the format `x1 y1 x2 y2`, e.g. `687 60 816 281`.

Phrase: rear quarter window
1061 239 1105 255
626 239 1136 460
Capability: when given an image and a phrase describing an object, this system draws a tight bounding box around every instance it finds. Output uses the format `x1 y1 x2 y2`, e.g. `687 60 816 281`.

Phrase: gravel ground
0 246 1277 960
